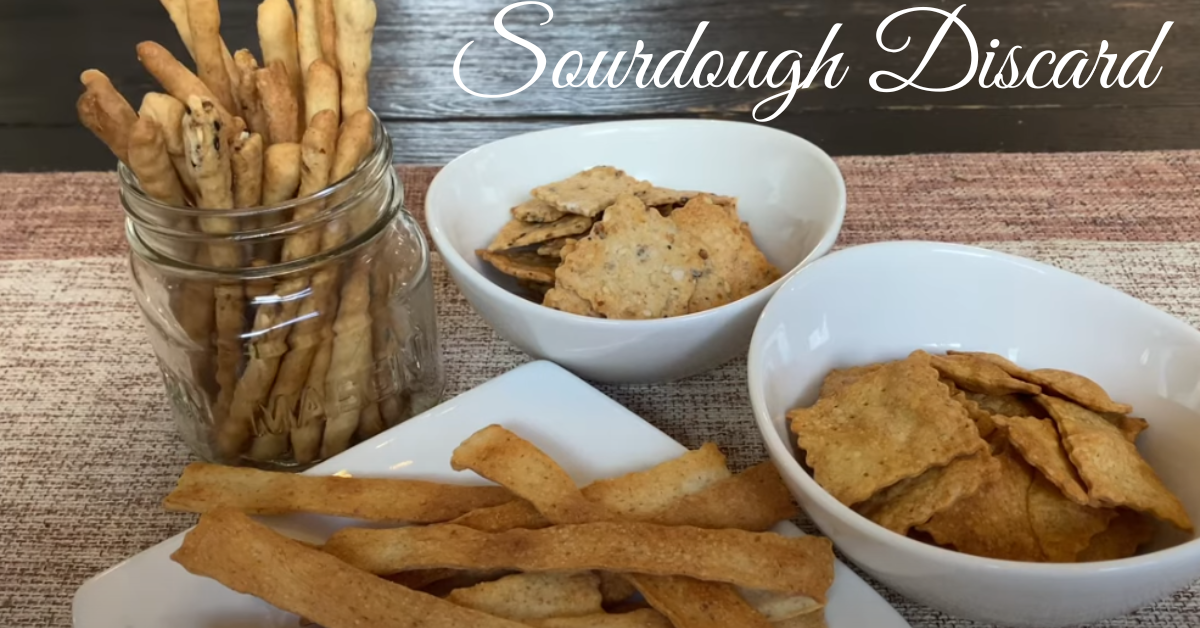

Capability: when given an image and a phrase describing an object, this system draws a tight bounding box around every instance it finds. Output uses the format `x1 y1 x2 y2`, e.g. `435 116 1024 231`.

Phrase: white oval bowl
748 240 1200 628
427 119 846 383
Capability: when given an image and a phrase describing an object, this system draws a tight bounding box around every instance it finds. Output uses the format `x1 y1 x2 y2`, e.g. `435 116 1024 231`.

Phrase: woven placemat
2 152 1200 627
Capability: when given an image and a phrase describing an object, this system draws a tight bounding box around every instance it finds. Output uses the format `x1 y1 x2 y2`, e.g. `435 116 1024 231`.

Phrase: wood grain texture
2 0 1198 170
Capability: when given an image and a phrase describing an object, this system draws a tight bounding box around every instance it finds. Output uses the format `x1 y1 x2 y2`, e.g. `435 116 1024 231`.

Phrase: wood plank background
2 0 1195 170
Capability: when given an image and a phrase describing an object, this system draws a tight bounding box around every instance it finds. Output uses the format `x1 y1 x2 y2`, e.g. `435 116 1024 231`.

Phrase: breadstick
292 333 332 463
233 50 271 141
258 0 303 101
262 142 302 205
138 41 227 118
322 257 380 455
245 111 337 458
160 0 240 95
232 133 264 208
317 0 339 70
296 0 322 76
139 93 198 200
186 0 239 116
128 117 187 207
333 0 376 117
256 61 300 144
77 70 138 164
319 110 372 252
185 95 246 456
304 59 340 127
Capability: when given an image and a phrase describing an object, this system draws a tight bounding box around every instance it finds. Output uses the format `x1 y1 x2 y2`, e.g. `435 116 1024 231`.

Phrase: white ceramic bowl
748 241 1200 628
426 119 845 383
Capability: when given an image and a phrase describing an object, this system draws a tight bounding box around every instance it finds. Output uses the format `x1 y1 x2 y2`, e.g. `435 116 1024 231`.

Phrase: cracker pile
788 350 1194 563
476 167 782 319
166 426 836 628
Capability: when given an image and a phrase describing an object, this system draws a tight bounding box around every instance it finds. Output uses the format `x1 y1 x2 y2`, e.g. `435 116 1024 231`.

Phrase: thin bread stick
187 0 239 115
304 59 340 128
159 0 239 92
256 61 301 144
233 50 271 140
322 259 379 456
77 70 138 164
296 0 322 76
185 95 247 458
128 117 187 207
232 132 265 209
262 142 303 205
319 109 372 248
333 0 375 117
317 0 339 70
139 92 199 200
138 41 229 120
170 509 529 628
292 333 332 463
258 0 303 106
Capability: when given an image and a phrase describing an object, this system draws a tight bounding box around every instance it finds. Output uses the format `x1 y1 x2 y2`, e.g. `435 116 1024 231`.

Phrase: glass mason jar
121 114 443 469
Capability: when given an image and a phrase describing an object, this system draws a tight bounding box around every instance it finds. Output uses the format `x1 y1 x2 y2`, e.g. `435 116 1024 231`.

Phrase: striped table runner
2 152 1198 627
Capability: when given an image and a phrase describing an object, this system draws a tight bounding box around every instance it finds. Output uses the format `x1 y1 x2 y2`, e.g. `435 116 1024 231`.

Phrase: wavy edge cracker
1027 473 1118 563
555 195 705 320
992 414 1091 506
512 198 568 223
486 214 594 252
1037 395 1193 531
930 353 1042 396
476 249 559 285
669 194 781 305
531 166 652 218
917 446 1046 562
1076 508 1157 562
788 351 988 506
854 451 1001 534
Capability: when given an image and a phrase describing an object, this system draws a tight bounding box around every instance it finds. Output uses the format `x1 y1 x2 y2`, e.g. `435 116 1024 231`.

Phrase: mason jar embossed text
122 114 443 469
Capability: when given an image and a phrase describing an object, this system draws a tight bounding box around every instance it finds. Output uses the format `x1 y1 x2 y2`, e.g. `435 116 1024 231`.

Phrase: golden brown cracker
918 448 1046 561
950 388 999 439
1038 395 1192 531
788 352 988 506
1076 509 1156 562
532 166 652 217
1023 368 1133 414
446 572 603 621
537 237 575 258
476 249 559 284
854 452 1000 534
946 351 1033 378
1105 413 1150 443
994 415 1091 506
512 198 569 223
670 194 781 302
964 391 1048 419
555 195 705 320
1027 474 1118 562
818 364 887 399
543 286 601 317
930 353 1042 396
487 215 594 252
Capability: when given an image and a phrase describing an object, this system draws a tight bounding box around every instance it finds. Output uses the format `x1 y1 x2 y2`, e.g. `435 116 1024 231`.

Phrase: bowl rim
425 117 848 327
748 239 1200 574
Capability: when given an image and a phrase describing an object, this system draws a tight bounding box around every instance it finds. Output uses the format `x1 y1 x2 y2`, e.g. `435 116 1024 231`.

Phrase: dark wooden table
3 0 1195 171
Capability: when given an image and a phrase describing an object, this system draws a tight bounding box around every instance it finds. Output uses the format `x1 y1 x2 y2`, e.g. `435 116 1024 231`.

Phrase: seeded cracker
787 351 987 506
537 237 574 259
929 353 1042 396
543 286 600 317
1076 509 1156 562
918 446 1046 561
511 198 568 223
476 249 559 284
555 194 705 319
531 166 652 218
1027 474 1118 562
1024 368 1133 414
670 195 781 304
993 415 1091 506
854 451 1000 534
486 215 594 252
1037 394 1193 531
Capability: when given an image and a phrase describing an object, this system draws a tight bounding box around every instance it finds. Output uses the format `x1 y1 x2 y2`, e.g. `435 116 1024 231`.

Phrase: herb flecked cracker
555 194 705 319
670 195 781 304
531 166 652 218
788 351 988 506
486 215 594 252
511 198 568 223
543 286 599 317
476 249 560 284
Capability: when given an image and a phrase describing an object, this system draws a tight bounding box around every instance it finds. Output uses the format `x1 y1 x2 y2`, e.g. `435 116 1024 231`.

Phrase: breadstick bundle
79 0 413 468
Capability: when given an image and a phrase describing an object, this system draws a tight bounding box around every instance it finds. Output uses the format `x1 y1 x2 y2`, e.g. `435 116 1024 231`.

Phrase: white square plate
73 360 909 628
